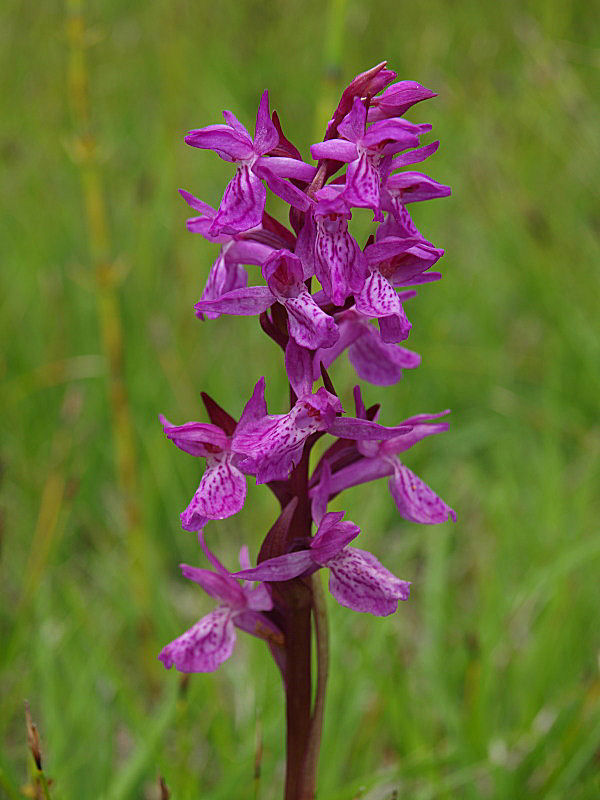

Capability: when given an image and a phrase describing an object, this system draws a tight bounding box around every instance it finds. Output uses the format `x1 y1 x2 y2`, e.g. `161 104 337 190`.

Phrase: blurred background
1 0 599 797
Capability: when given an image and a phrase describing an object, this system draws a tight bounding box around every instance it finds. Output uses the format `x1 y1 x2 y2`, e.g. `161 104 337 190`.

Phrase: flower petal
194 285 273 318
179 564 247 607
254 162 312 211
209 165 267 236
355 271 403 318
347 328 420 386
189 458 247 521
237 377 267 433
285 339 314 399
185 125 254 162
378 312 412 343
344 154 383 220
235 550 315 582
285 292 339 350
367 80 437 122
253 90 279 155
262 156 317 181
327 547 410 615
160 418 228 457
310 139 358 162
337 97 367 143
158 606 237 672
311 515 360 564
389 462 456 523
197 251 248 321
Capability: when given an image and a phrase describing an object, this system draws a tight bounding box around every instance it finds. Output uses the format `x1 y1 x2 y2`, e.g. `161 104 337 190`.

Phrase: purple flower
357 223 444 335
232 386 344 484
233 352 415 484
314 307 421 385
325 61 397 139
194 250 339 350
367 80 437 122
179 190 274 320
296 186 368 307
234 511 410 616
311 97 428 220
311 387 456 524
160 379 267 530
380 169 451 239
185 92 315 237
159 548 281 673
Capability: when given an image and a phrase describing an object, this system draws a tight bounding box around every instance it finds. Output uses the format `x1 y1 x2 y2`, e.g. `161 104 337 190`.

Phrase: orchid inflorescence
158 61 454 795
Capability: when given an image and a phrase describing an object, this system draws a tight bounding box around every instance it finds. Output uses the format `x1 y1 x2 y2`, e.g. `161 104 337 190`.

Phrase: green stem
300 572 330 799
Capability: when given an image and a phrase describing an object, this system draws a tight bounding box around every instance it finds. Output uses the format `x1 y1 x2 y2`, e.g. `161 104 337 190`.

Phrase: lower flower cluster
159 62 455 674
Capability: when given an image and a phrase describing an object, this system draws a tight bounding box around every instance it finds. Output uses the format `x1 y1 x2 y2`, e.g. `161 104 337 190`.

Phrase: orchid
234 511 410 617
159 541 281 673
160 378 266 531
159 62 454 800
185 91 315 237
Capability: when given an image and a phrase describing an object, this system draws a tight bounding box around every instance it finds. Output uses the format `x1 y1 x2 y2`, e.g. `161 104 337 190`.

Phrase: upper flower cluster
159 62 455 673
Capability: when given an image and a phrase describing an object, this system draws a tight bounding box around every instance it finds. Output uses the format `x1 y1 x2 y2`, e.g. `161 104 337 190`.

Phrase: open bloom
234 511 410 616
296 186 368 307
159 550 281 673
314 307 421 386
195 250 339 349
311 97 428 220
311 387 456 524
185 91 315 236
160 379 266 531
179 190 274 319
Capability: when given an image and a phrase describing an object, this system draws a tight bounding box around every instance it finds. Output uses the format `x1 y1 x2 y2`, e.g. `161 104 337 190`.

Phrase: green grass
1 0 599 798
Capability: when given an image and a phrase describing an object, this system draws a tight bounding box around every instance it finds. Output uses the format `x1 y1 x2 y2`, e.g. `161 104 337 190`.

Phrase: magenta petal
224 240 273 267
368 80 437 121
179 189 217 217
328 416 413 441
379 421 450 456
255 162 312 211
194 285 273 317
348 329 420 386
311 517 360 564
385 171 451 203
234 550 315 582
344 154 383 220
209 165 267 236
197 252 248 320
389 140 440 169
285 339 314 399
262 157 317 181
327 548 410 616
378 312 412 343
189 458 246 520
237 377 267 432
356 271 402 318
180 496 208 532
253 90 279 155
158 606 237 673
389 463 456 524
361 120 420 151
185 125 254 162
161 418 228 457
180 565 247 607
285 292 339 349
322 457 395 496
314 219 367 306
337 97 367 143
222 109 251 138
310 139 358 162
